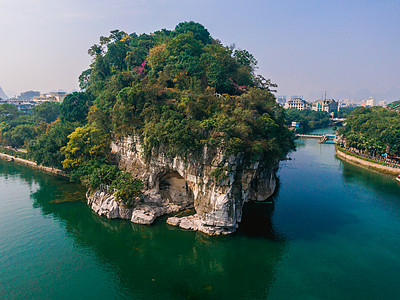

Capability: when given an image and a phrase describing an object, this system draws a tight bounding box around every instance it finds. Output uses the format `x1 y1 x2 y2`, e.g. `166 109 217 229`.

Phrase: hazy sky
0 0 399 101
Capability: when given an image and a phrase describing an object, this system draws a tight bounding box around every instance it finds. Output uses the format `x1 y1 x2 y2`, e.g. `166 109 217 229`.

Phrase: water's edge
336 147 400 175
0 152 68 177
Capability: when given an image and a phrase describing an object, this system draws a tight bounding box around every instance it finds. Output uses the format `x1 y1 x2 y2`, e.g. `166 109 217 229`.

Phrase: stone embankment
336 148 400 175
0 152 68 177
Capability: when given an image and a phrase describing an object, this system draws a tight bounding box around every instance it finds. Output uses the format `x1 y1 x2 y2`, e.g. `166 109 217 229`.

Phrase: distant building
0 91 68 113
312 99 338 117
377 100 387 107
284 96 311 110
0 97 36 113
363 97 375 107
32 92 68 105
48 91 67 102
276 96 286 106
291 122 300 128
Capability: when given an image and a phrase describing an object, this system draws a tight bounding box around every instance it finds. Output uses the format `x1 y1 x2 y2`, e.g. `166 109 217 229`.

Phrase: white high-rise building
365 97 375 107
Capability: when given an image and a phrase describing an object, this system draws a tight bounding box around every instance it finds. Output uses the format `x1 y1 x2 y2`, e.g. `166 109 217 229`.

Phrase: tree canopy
339 107 400 156
284 109 330 133
81 21 294 162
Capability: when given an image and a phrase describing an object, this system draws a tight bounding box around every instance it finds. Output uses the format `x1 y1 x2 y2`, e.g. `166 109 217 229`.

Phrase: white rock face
89 135 278 235
87 188 192 226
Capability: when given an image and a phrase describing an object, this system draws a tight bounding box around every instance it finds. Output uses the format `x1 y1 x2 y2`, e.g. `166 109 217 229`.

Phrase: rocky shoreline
87 188 193 225
87 189 237 235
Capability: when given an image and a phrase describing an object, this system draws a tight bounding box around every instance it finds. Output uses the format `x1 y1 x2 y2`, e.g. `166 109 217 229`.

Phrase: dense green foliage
0 22 296 205
0 102 61 149
82 21 294 161
60 92 90 123
339 107 400 156
337 107 354 118
110 173 144 206
284 109 330 133
28 121 77 169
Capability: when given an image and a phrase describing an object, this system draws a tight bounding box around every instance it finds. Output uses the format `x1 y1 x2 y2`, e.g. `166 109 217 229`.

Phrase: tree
0 103 20 122
111 172 143 206
172 21 212 45
31 102 60 123
28 121 77 169
60 92 89 123
166 31 203 57
61 125 109 170
10 124 36 148
339 106 400 156
233 49 258 73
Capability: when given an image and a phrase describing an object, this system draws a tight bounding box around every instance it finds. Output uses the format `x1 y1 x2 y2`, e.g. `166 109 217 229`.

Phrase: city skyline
0 0 399 101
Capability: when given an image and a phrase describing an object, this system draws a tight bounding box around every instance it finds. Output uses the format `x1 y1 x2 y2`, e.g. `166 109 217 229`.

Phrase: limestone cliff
87 136 277 235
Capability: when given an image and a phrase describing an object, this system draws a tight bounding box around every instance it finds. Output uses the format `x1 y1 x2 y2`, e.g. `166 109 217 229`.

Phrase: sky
0 0 399 101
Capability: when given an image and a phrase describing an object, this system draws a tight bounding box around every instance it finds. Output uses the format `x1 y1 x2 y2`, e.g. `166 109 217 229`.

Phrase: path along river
1 128 400 299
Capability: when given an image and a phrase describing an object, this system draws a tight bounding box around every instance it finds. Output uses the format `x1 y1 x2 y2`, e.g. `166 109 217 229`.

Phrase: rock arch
157 170 194 207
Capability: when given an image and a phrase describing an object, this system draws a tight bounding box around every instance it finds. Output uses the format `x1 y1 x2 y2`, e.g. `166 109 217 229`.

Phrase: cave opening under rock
158 171 194 206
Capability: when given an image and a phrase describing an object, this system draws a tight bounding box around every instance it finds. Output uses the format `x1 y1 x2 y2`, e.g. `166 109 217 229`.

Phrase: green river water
1 129 400 299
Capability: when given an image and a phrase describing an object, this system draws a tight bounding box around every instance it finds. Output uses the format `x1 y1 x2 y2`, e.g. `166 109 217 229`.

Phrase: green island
0 22 295 234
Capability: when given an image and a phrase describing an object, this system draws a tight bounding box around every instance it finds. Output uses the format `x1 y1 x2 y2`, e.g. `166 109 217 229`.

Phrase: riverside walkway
336 147 400 175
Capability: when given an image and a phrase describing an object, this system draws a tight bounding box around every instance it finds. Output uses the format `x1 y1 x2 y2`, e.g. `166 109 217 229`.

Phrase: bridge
331 118 346 125
295 133 337 144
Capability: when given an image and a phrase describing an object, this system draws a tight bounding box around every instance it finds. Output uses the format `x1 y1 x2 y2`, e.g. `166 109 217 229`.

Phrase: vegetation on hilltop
80 21 294 161
0 22 295 205
339 106 400 156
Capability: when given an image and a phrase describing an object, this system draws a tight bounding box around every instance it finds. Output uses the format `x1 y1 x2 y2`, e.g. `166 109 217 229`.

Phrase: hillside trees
339 107 400 156
60 92 89 123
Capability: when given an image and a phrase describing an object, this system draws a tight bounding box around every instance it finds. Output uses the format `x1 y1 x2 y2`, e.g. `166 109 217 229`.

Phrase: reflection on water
2 130 400 299
0 159 287 299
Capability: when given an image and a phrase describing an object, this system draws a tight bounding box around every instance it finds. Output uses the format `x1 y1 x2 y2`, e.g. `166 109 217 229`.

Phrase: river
1 129 400 299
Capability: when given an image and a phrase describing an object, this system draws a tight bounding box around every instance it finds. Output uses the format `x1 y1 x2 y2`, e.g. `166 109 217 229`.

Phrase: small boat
396 175 400 182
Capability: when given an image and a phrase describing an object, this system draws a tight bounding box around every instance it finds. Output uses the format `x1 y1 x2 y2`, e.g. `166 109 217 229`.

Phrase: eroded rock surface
87 136 277 235
87 189 192 225
87 135 278 235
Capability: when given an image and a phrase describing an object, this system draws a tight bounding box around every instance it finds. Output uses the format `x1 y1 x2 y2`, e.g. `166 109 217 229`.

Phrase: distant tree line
284 109 331 133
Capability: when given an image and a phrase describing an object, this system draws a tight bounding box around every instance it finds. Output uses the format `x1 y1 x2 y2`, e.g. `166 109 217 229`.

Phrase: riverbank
336 147 400 176
0 152 68 178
